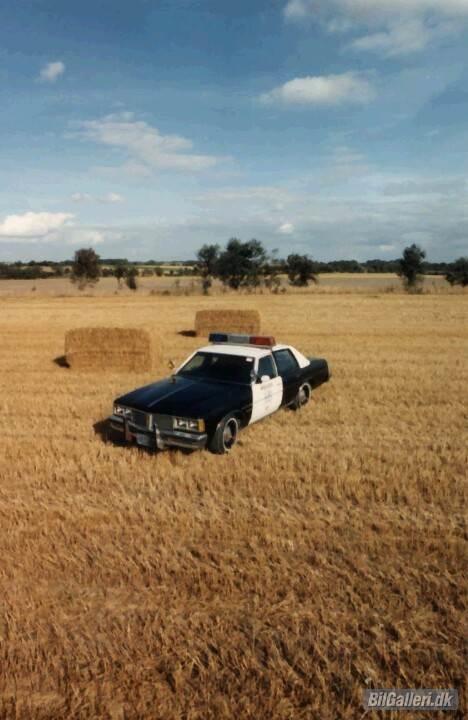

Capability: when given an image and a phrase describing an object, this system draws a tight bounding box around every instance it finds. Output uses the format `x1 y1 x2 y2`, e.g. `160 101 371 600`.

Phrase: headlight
114 404 131 417
173 417 205 432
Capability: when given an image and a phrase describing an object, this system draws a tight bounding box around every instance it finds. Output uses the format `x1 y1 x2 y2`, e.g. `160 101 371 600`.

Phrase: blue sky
1 0 467 261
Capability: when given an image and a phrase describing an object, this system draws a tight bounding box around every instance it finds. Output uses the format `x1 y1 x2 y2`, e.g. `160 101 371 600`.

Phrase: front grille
152 413 174 431
129 409 151 429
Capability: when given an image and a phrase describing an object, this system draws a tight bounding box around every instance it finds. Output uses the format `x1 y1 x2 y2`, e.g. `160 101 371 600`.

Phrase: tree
196 244 220 294
53 265 65 278
445 257 468 287
215 238 267 290
197 244 220 277
71 248 101 290
286 254 318 287
262 249 283 293
125 266 139 291
398 244 426 291
114 263 127 288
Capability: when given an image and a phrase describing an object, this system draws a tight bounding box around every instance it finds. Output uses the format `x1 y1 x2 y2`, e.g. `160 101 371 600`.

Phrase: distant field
0 290 466 718
0 272 458 297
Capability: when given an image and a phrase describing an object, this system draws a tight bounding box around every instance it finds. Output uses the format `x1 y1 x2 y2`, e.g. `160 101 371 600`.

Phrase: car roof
198 343 274 359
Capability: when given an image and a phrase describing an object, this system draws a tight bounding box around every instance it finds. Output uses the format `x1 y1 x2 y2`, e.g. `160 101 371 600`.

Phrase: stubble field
0 287 466 719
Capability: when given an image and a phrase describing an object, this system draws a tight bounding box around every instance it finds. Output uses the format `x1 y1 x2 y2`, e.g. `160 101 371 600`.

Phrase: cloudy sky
1 0 467 261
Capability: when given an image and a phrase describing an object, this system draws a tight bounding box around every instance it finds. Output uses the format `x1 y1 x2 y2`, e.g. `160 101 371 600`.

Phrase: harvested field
195 308 261 336
0 290 466 719
65 327 154 372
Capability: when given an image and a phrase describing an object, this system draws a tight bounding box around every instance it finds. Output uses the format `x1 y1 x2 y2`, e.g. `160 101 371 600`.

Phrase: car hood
115 374 248 418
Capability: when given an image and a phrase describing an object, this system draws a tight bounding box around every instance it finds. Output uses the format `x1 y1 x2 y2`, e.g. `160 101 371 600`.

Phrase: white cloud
39 61 65 83
350 18 433 55
195 186 301 227
119 161 153 178
285 0 468 21
102 192 124 204
261 72 374 106
283 0 468 55
197 186 296 205
284 0 310 19
49 226 124 247
277 222 295 235
71 192 91 202
331 144 368 167
77 112 223 173
321 144 372 182
349 16 460 55
71 191 125 204
93 161 153 180
383 177 466 196
0 211 74 239
63 229 105 246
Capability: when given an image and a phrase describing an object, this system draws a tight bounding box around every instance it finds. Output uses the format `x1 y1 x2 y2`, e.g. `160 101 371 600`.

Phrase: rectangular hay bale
195 309 261 337
65 327 155 372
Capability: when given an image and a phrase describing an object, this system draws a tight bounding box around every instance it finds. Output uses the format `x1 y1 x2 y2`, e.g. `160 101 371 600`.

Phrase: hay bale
65 327 158 372
195 309 261 337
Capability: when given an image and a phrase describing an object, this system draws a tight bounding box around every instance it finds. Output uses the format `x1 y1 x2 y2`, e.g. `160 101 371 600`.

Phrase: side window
273 349 299 376
257 355 277 379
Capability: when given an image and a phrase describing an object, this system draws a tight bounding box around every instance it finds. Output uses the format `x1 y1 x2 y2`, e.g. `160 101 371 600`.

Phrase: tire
209 413 239 454
290 382 312 411
106 424 126 445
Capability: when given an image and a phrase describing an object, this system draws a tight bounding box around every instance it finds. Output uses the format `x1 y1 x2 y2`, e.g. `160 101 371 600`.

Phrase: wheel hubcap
223 419 238 450
299 384 310 405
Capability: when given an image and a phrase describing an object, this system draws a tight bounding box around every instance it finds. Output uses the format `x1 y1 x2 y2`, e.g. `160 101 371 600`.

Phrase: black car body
110 335 330 454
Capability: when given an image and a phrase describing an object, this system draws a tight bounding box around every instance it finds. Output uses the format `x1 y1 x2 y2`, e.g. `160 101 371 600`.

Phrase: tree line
195 240 467 293
1 240 467 290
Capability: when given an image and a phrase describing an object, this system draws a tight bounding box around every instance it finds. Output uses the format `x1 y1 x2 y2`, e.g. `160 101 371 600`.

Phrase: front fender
205 402 251 435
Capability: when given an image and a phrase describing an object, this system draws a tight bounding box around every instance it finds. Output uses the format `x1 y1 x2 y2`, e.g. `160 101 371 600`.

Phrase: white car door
250 353 283 424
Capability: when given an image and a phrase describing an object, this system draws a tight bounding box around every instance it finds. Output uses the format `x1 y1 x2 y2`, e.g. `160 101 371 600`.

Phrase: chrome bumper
109 415 208 451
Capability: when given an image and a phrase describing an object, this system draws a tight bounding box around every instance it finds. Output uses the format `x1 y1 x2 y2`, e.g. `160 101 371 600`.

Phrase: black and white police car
110 333 330 454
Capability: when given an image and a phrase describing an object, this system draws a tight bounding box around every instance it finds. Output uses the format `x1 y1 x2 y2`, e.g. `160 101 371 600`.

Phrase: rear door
273 348 301 405
250 354 283 423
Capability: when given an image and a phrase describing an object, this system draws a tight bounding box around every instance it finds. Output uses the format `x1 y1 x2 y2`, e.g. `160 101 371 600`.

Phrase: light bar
208 333 276 347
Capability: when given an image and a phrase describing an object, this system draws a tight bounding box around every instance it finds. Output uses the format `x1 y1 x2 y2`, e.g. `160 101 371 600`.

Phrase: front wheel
290 382 312 411
209 413 239 454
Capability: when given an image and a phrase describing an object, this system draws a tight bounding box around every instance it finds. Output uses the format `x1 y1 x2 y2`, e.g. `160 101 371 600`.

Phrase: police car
110 333 330 454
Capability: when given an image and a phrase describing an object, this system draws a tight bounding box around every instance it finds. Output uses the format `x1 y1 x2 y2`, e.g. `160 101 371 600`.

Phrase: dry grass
0 290 466 719
65 327 154 372
0 273 464 298
195 309 261 336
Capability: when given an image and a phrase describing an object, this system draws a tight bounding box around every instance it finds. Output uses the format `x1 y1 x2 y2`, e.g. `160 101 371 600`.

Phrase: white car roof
180 343 310 372
198 343 271 359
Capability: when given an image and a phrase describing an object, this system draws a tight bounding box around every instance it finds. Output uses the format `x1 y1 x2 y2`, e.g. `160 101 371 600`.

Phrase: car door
250 354 283 424
273 348 301 405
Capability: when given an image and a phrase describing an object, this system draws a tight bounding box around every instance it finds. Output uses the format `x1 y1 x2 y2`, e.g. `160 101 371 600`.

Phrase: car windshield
178 351 253 384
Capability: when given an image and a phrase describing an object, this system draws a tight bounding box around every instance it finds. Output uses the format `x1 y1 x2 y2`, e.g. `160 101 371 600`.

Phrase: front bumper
109 415 208 451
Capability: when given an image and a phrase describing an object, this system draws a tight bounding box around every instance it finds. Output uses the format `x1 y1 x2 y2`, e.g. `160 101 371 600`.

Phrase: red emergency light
248 336 276 347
